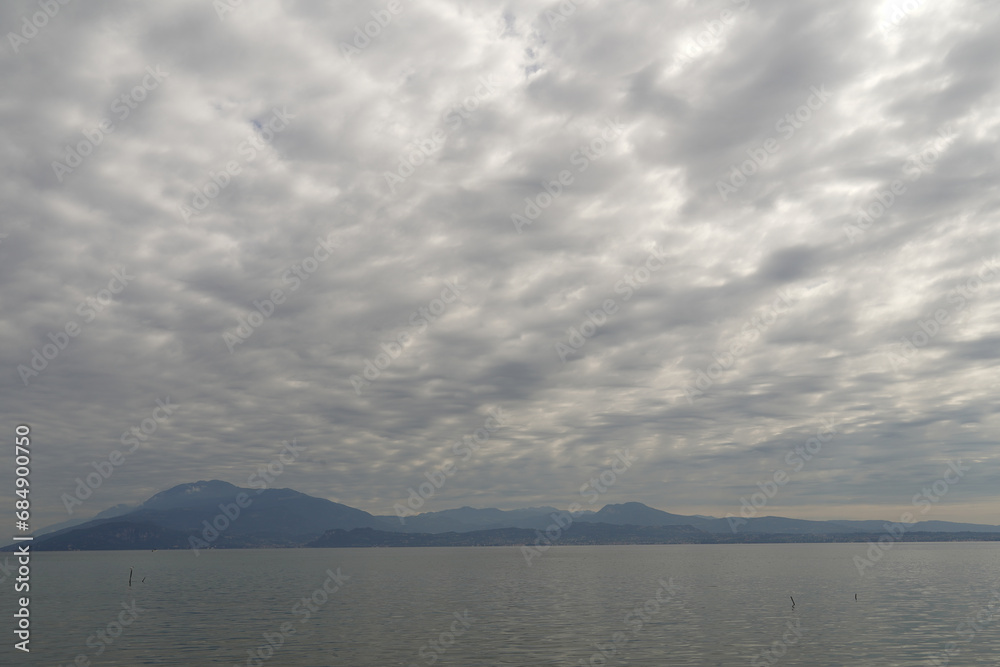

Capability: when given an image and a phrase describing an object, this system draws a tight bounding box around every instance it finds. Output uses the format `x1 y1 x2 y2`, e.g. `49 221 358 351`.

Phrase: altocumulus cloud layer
2 0 999 528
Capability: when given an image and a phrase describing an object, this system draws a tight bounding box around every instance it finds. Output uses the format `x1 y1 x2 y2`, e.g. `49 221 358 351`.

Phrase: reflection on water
6 542 999 665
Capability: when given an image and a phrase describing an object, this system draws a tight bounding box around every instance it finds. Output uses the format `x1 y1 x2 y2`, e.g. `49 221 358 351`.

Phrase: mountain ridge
14 481 1000 551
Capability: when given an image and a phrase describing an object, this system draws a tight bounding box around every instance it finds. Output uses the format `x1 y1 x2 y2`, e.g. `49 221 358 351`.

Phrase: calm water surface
5 543 1000 665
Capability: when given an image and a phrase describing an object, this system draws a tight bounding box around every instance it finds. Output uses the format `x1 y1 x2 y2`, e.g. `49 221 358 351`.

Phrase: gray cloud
2 0 998 529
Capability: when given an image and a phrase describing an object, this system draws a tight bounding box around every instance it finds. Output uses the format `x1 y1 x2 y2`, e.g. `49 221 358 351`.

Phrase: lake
6 543 1000 665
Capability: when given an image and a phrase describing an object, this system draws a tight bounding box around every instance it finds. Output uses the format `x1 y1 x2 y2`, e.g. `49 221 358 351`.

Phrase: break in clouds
2 0 999 529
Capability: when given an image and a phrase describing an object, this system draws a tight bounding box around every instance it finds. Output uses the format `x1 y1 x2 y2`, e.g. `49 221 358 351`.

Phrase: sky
3 0 999 531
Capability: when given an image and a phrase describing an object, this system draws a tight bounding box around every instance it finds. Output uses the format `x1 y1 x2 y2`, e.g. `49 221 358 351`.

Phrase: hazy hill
307 523 708 548
373 505 584 533
34 502 137 537
13 484 1000 551
25 481 390 549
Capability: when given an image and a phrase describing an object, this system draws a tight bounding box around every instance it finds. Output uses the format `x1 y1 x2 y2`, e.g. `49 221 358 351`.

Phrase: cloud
2 0 998 528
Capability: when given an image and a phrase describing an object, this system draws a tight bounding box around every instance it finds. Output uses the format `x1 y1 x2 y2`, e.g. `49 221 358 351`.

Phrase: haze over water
11 543 1000 666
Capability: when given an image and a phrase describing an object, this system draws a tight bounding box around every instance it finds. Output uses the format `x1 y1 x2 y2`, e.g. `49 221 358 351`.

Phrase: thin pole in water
790 595 795 608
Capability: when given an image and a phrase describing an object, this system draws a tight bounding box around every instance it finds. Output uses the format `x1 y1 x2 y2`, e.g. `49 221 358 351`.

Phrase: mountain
574 502 850 534
23 481 391 550
574 503 1000 535
829 519 1000 533
307 523 708 548
33 502 137 538
117 482 389 539
307 525 1000 548
719 515 859 535
576 501 708 527
14 485 1000 551
29 521 191 551
140 480 246 511
373 505 587 533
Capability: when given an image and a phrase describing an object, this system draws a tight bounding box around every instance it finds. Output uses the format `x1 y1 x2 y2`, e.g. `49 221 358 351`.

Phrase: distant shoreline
6 521 1000 552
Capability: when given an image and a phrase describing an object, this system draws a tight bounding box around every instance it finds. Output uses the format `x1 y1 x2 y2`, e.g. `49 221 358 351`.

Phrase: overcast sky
4 0 999 530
